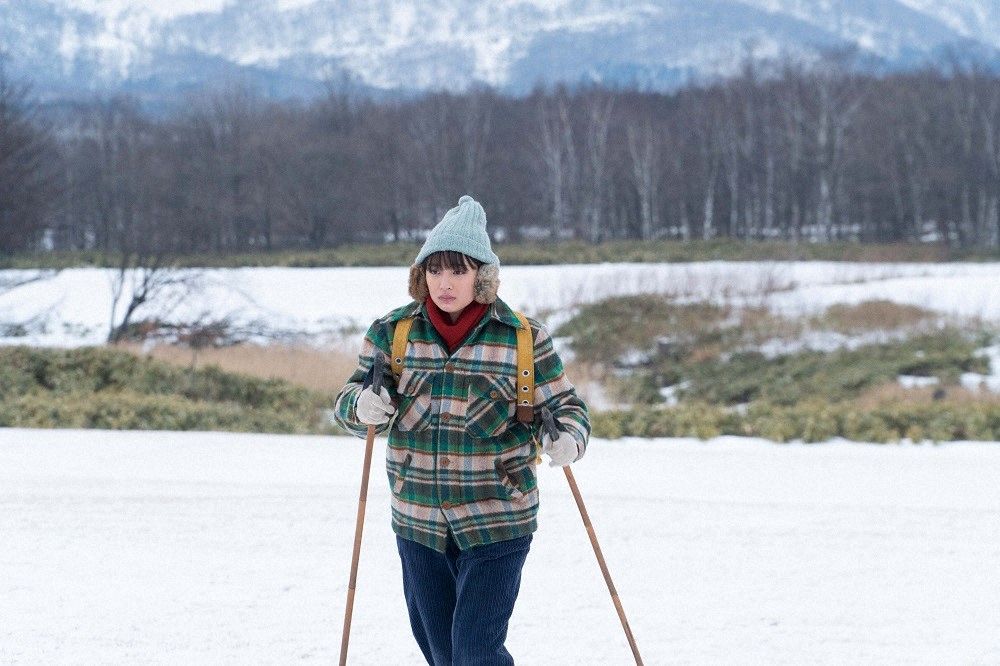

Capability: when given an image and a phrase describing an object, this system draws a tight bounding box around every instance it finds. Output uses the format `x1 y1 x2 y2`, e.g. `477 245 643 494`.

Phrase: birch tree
580 90 615 242
0 61 56 253
535 88 578 239
626 115 662 240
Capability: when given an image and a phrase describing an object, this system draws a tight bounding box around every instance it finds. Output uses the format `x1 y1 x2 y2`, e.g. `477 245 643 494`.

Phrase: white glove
542 430 578 467
355 386 395 425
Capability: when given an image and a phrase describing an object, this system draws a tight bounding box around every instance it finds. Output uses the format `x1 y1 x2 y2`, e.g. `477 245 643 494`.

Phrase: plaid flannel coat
334 297 590 553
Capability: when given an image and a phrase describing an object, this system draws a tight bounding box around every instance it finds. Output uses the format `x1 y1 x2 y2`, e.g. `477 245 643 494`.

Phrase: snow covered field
2 261 1000 664
2 429 999 665
3 261 1000 347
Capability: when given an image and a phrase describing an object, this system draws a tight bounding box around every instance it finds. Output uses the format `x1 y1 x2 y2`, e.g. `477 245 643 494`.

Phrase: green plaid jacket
334 298 590 552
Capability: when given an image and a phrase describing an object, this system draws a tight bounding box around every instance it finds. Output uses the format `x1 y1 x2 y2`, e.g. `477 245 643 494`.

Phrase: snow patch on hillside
62 0 229 19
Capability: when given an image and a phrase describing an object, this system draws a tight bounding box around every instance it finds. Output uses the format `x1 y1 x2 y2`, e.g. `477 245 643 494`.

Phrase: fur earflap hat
408 195 500 304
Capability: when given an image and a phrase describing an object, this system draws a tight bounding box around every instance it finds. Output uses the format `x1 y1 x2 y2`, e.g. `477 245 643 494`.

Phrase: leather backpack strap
390 317 415 381
391 312 534 423
513 311 535 423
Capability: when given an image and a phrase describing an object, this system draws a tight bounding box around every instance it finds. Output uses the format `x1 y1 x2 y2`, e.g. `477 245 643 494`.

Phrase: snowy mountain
2 0 1000 103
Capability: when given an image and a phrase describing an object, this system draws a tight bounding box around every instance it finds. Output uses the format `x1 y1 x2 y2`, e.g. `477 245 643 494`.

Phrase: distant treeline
5 52 1000 257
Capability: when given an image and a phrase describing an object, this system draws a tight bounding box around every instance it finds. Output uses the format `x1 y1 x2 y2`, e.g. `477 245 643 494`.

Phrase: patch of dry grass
815 299 937 334
856 382 1000 407
121 344 617 412
736 306 803 345
118 342 360 394
560 360 613 408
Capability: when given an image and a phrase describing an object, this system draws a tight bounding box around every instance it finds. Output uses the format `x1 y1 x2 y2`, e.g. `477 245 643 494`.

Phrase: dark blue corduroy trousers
396 534 532 666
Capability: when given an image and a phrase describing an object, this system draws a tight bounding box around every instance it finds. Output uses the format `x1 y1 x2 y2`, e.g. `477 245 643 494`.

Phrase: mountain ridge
3 0 1000 103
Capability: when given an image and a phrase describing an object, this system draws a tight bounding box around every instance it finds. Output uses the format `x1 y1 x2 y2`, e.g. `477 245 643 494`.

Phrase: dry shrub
123 344 614 407
562 360 607 382
846 243 951 263
818 300 936 334
857 382 1000 407
857 383 945 406
560 360 613 407
688 344 724 363
119 342 359 394
737 306 801 344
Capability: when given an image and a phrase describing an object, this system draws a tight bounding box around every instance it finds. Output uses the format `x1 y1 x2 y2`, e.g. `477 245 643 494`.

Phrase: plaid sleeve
530 318 591 459
333 317 395 438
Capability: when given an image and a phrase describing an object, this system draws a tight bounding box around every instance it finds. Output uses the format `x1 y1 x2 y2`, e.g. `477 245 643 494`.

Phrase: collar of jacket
388 297 527 332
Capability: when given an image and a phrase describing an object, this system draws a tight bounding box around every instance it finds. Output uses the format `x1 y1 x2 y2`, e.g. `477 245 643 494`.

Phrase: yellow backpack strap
391 317 415 381
513 311 535 423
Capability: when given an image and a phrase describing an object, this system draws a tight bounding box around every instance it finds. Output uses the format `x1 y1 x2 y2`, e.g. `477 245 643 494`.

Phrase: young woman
334 195 590 666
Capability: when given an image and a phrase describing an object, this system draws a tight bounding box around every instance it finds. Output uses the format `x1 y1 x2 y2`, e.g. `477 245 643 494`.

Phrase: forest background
4 50 1000 443
6 51 1000 262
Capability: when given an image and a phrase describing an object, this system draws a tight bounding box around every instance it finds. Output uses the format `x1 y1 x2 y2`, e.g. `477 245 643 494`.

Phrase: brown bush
118 342 359 394
816 300 937 333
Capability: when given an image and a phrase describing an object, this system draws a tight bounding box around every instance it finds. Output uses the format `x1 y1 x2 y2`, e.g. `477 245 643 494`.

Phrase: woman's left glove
355 386 395 425
542 430 579 467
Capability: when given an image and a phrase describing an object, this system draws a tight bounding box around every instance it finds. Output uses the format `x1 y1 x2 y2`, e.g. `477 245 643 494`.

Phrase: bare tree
405 90 494 225
809 54 864 241
458 86 495 195
981 77 1000 247
535 88 579 240
358 103 420 242
174 81 277 252
943 59 1000 247
107 253 201 344
891 75 936 242
626 115 661 240
717 84 745 239
0 59 57 254
22 52 1000 256
579 89 615 242
683 90 723 240
50 96 198 343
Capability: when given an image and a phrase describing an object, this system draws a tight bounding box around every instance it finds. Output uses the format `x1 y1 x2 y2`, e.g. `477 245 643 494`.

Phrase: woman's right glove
355 386 395 425
542 430 579 467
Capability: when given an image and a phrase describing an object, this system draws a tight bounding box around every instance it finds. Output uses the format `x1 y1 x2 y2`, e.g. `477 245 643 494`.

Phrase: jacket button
490 390 499 399
441 413 451 422
440 457 450 467
445 363 455 372
441 501 453 510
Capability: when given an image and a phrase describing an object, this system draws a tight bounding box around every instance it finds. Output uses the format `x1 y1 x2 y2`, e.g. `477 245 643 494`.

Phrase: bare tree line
0 60 59 254
6 53 1000 257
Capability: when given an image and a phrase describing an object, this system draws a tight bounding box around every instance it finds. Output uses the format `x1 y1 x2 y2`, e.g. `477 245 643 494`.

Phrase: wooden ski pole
541 407 644 666
339 352 385 666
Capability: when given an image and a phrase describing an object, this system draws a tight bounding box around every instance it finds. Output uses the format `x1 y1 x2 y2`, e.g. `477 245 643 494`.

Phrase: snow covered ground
2 261 1000 663
2 428 999 665
3 261 1000 348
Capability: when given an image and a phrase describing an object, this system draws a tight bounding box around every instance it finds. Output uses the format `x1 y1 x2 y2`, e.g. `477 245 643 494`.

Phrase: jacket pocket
466 374 517 439
395 369 433 432
495 458 525 501
388 450 413 495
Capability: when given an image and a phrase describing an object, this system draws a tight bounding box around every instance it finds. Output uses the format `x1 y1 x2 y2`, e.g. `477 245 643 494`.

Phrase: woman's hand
356 386 395 425
542 430 578 467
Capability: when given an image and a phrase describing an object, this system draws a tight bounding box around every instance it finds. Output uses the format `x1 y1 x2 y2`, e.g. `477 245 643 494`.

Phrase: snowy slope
1 0 997 100
1 428 998 664
896 0 1000 49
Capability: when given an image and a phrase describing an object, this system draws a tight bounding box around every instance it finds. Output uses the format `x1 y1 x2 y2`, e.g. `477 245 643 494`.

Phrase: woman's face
426 256 477 322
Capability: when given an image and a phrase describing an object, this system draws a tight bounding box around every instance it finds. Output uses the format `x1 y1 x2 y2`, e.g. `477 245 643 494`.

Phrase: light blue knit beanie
415 195 500 266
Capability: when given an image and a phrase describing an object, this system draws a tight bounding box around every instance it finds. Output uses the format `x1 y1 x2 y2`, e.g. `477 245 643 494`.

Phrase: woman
334 195 590 665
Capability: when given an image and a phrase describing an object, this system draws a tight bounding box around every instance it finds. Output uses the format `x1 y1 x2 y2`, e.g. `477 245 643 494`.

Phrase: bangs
424 251 483 271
